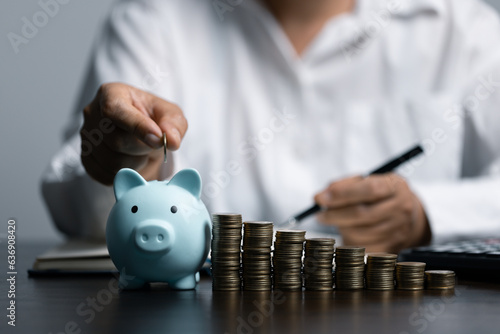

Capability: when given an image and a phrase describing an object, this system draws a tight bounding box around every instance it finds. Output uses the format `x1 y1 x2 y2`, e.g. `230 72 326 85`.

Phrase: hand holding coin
80 83 187 184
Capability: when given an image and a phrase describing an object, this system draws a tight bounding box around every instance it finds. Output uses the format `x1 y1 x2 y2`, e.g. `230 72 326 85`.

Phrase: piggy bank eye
131 205 138 213
170 206 178 214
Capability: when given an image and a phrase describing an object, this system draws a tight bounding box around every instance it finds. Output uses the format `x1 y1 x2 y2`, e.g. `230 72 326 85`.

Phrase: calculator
398 238 500 280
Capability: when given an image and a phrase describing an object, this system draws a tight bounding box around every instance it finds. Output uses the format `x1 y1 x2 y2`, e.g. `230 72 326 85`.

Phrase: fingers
339 217 409 247
81 150 118 186
313 174 421 253
82 141 162 185
89 138 150 175
313 174 430 253
314 174 403 208
355 233 410 254
96 84 163 148
316 196 400 228
81 137 149 185
314 175 362 208
151 100 188 151
97 84 188 151
362 241 407 254
80 83 189 185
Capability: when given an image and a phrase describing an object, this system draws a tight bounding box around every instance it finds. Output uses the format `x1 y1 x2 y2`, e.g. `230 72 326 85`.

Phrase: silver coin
163 133 167 164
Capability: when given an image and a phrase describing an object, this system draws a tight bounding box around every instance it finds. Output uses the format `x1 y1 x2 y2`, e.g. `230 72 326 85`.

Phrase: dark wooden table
2 243 500 334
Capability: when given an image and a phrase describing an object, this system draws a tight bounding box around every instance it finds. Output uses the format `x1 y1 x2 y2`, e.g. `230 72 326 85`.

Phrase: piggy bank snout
134 220 175 253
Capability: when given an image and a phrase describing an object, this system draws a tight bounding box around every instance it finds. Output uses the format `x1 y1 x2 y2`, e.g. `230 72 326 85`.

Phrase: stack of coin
395 262 426 290
211 213 243 291
365 253 397 290
273 230 306 291
242 221 274 291
335 246 366 290
304 238 335 291
425 270 455 290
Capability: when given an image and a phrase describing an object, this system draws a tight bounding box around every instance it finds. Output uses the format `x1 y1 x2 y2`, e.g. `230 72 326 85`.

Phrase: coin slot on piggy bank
106 168 211 290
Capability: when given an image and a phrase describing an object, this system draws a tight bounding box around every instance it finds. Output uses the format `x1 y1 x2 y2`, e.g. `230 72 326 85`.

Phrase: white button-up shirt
42 0 500 243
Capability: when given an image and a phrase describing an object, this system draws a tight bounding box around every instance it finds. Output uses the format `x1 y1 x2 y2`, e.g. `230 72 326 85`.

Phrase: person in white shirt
41 0 500 253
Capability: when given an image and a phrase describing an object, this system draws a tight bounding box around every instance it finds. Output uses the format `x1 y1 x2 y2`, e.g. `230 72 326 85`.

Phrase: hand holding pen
284 145 431 253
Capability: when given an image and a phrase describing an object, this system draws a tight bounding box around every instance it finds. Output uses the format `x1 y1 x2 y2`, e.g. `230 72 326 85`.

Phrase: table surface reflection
3 243 500 334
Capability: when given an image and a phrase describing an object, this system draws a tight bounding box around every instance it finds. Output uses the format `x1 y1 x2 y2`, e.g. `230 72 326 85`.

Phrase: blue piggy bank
106 168 211 290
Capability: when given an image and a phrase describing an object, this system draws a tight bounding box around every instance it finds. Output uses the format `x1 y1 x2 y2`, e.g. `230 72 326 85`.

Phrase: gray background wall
0 0 116 242
1 0 500 243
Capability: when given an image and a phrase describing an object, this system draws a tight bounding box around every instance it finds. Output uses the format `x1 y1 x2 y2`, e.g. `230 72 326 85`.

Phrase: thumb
314 188 331 208
314 175 364 208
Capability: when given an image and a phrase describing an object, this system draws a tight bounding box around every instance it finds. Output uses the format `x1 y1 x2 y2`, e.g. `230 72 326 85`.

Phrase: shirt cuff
409 177 500 244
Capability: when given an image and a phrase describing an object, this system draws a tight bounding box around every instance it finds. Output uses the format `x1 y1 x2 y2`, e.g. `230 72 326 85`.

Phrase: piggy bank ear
113 168 148 200
168 169 202 198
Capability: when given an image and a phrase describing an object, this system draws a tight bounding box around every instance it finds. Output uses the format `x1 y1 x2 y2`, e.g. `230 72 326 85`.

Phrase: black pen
282 144 424 226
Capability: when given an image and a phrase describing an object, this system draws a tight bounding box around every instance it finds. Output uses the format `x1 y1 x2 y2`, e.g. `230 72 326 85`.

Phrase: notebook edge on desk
29 239 117 275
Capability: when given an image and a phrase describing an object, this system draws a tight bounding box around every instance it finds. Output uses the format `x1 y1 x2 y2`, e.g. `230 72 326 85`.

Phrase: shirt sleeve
410 0 500 244
41 0 171 239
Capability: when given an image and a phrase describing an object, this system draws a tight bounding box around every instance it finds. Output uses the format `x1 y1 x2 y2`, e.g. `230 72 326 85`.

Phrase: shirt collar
239 0 445 65
356 0 445 18
242 0 445 18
